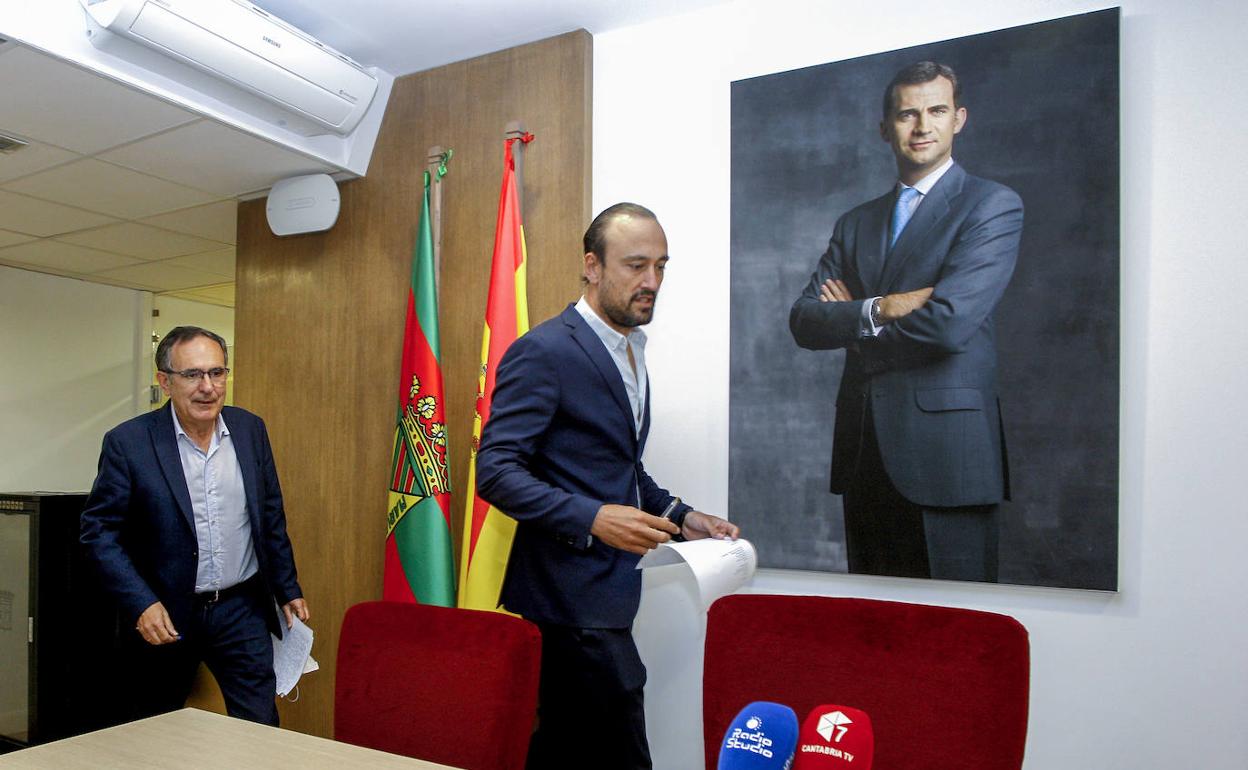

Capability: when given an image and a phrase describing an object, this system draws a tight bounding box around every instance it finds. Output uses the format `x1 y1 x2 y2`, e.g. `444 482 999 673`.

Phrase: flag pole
426 145 450 300
504 121 526 218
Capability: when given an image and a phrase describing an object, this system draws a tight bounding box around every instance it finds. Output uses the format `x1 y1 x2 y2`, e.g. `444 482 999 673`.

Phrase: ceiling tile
166 246 236 278
100 120 334 196
0 229 36 248
0 190 118 237
2 159 220 219
140 201 238 244
0 239 143 273
55 222 225 261
0 262 91 283
85 273 163 292
0 136 81 183
0 46 197 154
162 283 235 308
93 261 228 291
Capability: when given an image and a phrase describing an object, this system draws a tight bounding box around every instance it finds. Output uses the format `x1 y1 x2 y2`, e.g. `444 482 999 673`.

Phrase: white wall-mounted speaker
266 174 340 236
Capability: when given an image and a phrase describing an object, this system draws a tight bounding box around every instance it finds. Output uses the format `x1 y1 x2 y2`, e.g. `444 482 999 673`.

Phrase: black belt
194 574 260 605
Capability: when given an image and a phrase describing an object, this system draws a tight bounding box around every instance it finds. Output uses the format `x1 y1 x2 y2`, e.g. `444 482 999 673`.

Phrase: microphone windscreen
717 701 800 769
793 705 874 769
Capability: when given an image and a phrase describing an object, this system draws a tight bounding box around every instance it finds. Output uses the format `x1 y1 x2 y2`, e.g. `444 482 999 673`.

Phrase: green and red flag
384 165 455 606
458 134 533 612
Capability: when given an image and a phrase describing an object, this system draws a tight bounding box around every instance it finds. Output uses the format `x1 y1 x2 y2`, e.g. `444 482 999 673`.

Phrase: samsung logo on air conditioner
262 35 281 48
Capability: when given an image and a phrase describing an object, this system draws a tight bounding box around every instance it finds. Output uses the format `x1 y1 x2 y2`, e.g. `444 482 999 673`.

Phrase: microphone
793 705 874 769
717 701 800 769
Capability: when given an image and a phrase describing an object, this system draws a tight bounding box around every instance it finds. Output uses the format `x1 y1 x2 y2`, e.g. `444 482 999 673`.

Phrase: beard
601 288 657 329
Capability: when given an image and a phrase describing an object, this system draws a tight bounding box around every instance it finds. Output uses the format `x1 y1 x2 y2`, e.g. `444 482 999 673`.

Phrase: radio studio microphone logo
718 701 799 769
794 705 874 769
727 715 773 757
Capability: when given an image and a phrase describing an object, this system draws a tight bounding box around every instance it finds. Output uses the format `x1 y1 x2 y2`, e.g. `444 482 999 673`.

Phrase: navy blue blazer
790 163 1023 507
81 403 302 637
476 304 688 628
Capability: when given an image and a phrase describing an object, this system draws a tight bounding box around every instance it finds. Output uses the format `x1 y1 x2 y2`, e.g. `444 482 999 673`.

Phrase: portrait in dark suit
789 61 1021 582
729 11 1119 589
81 326 307 725
476 203 737 769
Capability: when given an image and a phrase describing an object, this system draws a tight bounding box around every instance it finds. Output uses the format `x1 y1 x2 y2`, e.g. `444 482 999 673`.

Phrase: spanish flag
458 135 532 611
383 168 455 606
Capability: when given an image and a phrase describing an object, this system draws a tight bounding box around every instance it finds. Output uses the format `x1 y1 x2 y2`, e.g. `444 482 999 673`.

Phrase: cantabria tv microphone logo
816 711 853 743
794 705 874 768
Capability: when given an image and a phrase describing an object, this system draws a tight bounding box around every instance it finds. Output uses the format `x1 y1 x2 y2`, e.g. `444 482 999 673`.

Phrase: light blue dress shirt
862 156 957 336
171 410 259 593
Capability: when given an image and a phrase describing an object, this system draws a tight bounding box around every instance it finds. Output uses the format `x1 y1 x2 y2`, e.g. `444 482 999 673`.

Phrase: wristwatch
869 297 883 328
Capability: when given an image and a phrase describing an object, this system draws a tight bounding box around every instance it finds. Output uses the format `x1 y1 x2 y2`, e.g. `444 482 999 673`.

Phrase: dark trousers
526 624 651 770
843 410 999 582
124 577 279 726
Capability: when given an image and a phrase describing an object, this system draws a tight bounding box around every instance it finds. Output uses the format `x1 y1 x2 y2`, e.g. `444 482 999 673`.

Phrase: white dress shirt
575 296 648 436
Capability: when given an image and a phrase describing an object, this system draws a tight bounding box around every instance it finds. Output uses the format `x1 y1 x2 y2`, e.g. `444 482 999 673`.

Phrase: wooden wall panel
230 31 591 738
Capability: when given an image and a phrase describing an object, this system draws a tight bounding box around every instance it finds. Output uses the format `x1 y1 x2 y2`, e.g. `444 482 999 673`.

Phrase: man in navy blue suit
790 61 1024 583
81 326 307 725
477 203 739 770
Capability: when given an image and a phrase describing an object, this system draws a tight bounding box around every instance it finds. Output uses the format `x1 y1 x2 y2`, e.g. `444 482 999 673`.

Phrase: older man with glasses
82 325 308 726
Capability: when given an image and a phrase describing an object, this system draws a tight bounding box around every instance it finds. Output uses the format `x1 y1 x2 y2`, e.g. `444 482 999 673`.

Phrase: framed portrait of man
728 9 1120 589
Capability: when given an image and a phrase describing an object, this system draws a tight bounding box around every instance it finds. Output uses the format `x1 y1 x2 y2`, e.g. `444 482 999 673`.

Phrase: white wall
600 1 1248 767
0 265 150 492
153 295 235 353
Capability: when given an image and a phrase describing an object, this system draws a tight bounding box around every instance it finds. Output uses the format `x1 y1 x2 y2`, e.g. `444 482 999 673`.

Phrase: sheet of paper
271 614 314 697
637 537 757 608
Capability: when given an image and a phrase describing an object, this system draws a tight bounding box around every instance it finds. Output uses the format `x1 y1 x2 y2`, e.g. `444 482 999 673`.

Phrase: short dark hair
882 61 961 119
156 326 229 372
583 202 658 260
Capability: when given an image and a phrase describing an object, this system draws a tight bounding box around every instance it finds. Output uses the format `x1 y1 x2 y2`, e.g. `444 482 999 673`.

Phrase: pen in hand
659 497 683 540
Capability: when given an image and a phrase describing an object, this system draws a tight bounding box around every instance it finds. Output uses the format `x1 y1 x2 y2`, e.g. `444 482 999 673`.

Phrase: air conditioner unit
79 0 379 136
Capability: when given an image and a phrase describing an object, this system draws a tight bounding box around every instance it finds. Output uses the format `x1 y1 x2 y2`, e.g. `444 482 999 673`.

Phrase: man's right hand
136 601 180 645
591 504 680 555
879 286 934 323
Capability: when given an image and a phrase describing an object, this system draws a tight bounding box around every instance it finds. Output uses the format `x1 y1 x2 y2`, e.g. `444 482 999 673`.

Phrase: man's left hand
282 598 309 629
819 278 854 303
681 511 740 541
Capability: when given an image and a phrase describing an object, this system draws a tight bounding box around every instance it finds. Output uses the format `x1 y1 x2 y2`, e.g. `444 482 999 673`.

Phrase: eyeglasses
162 367 230 384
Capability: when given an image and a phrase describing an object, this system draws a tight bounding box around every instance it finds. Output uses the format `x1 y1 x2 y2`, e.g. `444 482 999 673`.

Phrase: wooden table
0 708 460 769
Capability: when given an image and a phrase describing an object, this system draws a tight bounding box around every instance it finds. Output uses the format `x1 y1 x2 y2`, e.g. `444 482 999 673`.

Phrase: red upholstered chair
703 594 1029 770
335 600 541 770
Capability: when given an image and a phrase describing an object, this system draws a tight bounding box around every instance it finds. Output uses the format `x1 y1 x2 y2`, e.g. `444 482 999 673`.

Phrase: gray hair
155 326 228 372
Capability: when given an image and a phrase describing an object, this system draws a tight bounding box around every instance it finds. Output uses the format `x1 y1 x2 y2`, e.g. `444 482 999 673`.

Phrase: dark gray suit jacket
790 163 1023 507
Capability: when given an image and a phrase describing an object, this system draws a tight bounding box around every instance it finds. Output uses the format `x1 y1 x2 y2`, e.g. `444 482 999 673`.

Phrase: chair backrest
703 594 1029 770
335 600 541 770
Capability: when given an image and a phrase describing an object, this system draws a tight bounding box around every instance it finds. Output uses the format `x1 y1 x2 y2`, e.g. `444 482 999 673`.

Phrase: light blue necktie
889 186 921 248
